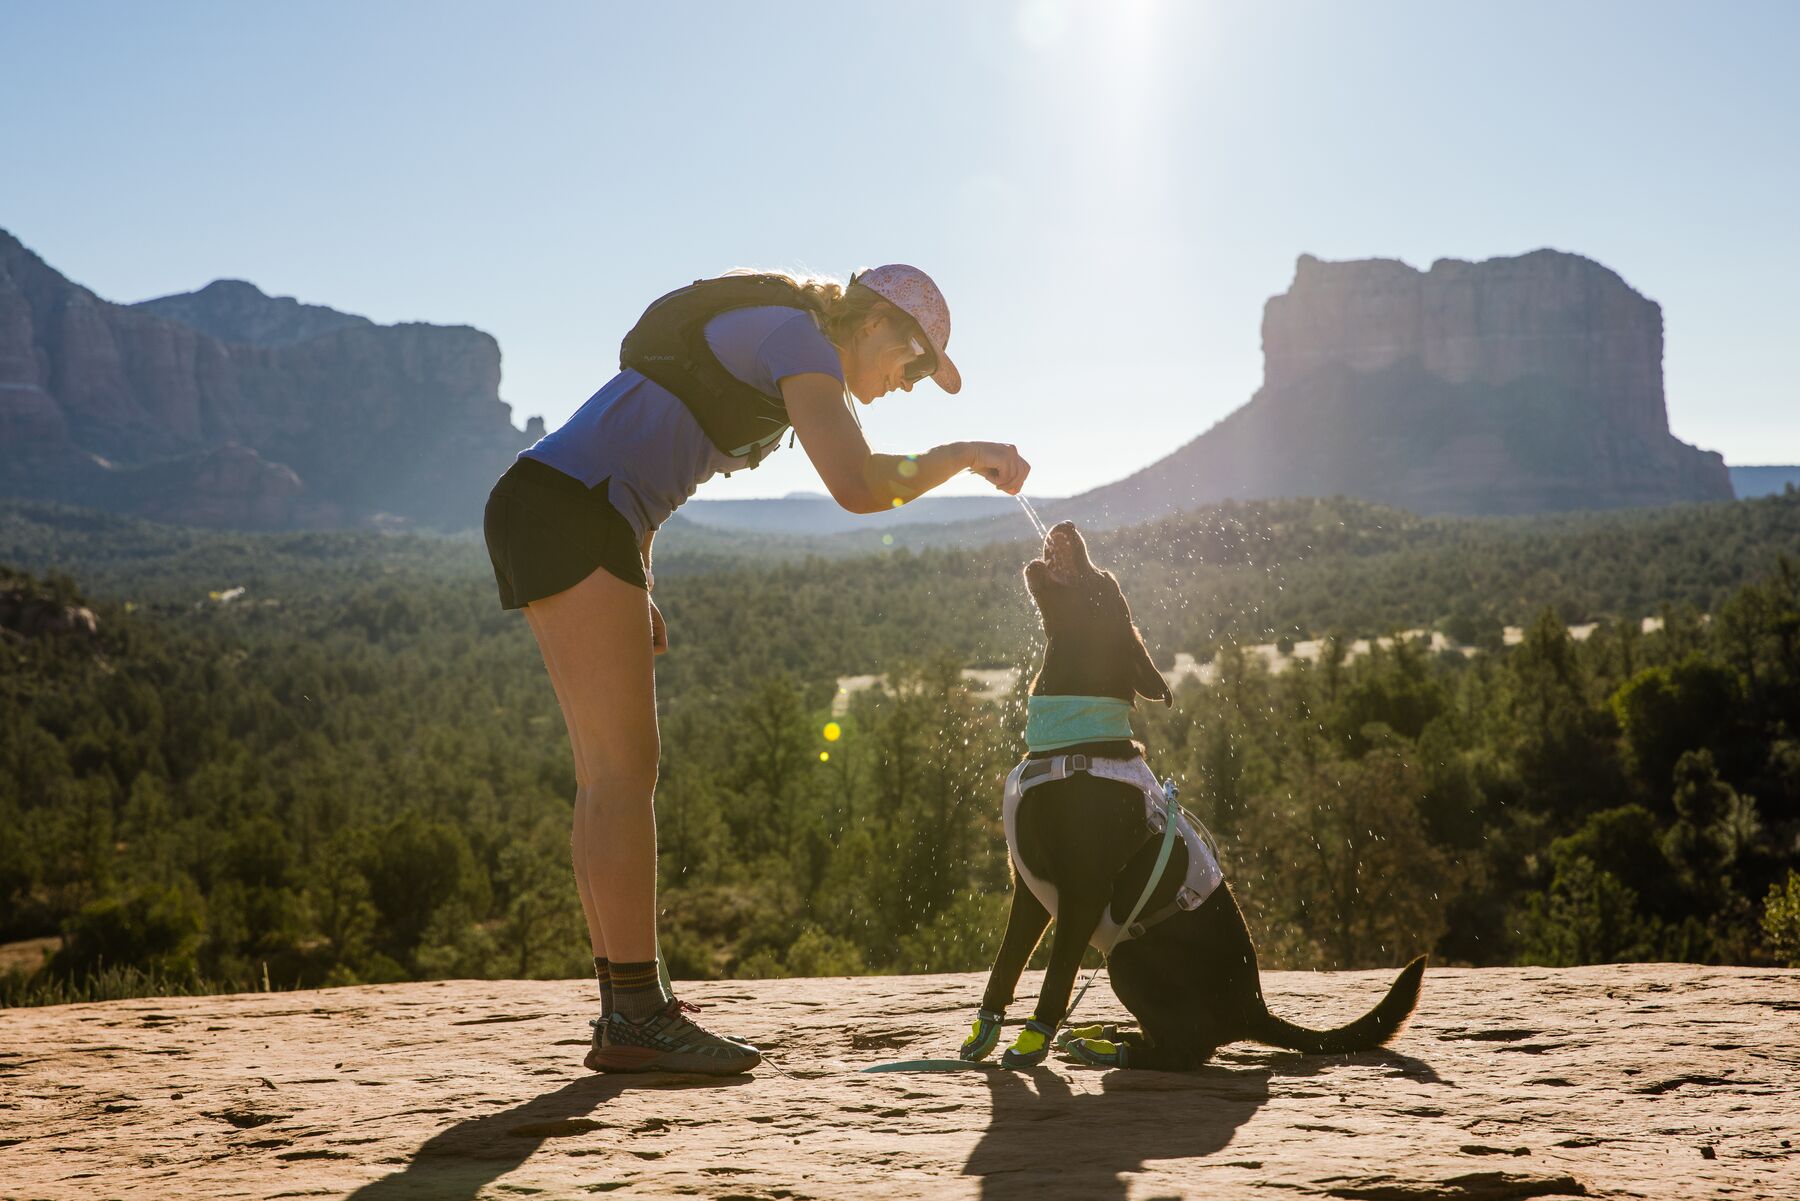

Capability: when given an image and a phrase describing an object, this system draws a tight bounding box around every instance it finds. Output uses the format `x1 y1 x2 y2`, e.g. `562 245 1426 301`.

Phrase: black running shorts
484 457 647 609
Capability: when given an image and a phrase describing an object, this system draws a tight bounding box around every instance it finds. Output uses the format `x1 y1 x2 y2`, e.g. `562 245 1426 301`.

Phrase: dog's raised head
1024 521 1171 707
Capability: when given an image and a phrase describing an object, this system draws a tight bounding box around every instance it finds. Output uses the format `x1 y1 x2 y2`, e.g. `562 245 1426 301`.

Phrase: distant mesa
0 228 538 531
0 231 1747 533
131 278 374 347
1069 249 1733 528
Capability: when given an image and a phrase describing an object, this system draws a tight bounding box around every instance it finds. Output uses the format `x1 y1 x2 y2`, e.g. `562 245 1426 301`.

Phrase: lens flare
823 722 842 742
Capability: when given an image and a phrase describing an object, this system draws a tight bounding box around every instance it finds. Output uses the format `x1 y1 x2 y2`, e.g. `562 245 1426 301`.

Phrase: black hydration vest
619 274 814 469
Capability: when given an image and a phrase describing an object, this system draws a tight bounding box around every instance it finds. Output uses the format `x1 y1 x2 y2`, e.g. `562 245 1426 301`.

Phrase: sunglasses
902 328 939 385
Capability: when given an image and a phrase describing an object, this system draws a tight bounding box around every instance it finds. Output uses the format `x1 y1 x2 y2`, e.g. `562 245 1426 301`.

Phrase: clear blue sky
6 1 1797 498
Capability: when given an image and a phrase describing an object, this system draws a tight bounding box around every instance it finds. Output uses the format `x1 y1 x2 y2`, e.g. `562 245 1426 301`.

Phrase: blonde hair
724 267 895 348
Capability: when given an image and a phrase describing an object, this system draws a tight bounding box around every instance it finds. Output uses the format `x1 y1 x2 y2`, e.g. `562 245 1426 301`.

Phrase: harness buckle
1176 886 1204 911
1067 753 1089 774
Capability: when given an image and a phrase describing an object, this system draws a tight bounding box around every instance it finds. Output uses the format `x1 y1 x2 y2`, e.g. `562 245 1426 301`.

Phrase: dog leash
1057 777 1181 1033
858 777 1183 1074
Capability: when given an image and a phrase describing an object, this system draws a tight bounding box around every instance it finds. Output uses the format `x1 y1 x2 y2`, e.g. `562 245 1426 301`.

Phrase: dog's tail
1247 955 1426 1055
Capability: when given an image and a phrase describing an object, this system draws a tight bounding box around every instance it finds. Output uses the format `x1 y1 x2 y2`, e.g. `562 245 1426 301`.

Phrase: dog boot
1055 1022 1121 1051
1062 1035 1130 1069
1000 1017 1056 1069
960 1008 1004 1061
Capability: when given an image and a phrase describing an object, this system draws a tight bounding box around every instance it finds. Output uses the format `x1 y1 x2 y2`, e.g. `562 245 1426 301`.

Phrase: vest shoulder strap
619 275 814 465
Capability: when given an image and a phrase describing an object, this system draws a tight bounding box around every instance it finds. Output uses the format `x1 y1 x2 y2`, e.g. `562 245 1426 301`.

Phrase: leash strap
1060 776 1181 1034
860 1058 998 1073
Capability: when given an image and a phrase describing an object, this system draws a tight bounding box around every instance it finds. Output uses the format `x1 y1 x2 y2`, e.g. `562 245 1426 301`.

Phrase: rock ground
2 965 1794 1200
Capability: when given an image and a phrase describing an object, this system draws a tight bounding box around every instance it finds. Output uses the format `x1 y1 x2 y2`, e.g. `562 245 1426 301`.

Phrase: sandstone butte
2 965 1794 1201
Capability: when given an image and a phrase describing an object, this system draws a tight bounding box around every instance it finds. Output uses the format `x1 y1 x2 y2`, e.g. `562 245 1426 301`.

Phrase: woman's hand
966 442 1031 495
649 597 668 655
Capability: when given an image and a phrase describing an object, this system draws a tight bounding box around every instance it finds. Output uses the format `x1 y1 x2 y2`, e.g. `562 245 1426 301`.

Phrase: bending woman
483 264 1030 1074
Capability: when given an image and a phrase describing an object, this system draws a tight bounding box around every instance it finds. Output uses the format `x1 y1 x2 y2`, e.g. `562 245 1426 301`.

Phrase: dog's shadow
962 1046 1446 1201
343 1072 750 1201
963 1062 1272 1201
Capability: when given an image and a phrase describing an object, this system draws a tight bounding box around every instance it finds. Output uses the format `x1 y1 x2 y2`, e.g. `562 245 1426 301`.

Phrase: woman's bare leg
522 566 659 964
523 604 606 960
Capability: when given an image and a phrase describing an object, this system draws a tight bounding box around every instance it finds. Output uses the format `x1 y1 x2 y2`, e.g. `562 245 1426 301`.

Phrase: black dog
961 521 1425 1071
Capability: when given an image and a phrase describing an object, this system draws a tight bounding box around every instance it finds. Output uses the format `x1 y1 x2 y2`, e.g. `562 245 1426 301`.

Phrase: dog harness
1002 753 1224 953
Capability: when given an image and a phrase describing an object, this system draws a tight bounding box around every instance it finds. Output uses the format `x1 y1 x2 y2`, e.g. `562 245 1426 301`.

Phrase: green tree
50 882 204 979
361 814 490 966
1760 870 1800 967
1514 856 1657 966
1250 751 1454 969
1610 656 1739 801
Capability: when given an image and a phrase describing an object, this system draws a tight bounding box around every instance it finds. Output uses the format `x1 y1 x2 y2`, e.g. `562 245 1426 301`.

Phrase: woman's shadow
344 1073 750 1201
963 1062 1272 1201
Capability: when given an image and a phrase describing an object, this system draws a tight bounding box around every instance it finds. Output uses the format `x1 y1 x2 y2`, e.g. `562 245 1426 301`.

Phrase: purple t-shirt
520 306 843 539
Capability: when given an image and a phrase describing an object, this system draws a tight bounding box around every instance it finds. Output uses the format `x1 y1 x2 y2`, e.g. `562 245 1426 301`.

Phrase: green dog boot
960 1008 1004 1061
1000 1017 1056 1069
1062 1035 1129 1069
1055 1022 1121 1050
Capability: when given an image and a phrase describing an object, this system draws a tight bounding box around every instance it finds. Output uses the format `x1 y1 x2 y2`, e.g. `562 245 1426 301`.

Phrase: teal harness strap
1024 695 1135 752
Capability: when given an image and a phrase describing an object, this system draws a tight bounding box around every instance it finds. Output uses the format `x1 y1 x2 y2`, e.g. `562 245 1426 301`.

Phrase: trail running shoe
584 999 761 1075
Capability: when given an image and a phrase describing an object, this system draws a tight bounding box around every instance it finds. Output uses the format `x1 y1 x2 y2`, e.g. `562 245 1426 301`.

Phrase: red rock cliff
0 228 534 529
1074 249 1733 525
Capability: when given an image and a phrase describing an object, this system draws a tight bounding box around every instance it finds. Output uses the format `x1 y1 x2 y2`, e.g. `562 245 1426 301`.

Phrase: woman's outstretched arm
782 373 1028 513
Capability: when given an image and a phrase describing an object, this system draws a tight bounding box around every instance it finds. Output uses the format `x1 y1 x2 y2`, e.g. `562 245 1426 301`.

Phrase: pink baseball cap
854 263 963 394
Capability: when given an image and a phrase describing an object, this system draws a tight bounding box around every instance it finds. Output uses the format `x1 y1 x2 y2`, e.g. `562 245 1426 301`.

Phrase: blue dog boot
960 1009 1004 1062
1001 1017 1056 1069
1063 1035 1130 1069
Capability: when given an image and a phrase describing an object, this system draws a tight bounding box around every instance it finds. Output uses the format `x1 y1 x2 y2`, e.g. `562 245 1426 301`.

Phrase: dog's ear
1128 625 1172 708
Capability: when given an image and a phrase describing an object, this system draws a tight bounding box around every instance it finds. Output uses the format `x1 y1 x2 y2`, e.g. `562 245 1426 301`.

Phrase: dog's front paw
1061 1036 1129 1069
1000 1017 1055 1069
959 1009 1004 1061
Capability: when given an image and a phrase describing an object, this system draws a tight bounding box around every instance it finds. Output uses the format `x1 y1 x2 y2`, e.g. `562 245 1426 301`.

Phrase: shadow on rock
1254 1046 1449 1087
345 1072 751 1201
963 1064 1272 1201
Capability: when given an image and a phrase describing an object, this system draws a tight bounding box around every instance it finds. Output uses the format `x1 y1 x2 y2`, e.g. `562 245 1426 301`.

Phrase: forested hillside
3 492 1798 1004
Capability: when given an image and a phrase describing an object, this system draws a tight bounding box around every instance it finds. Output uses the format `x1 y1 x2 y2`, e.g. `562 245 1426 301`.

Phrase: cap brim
932 350 961 394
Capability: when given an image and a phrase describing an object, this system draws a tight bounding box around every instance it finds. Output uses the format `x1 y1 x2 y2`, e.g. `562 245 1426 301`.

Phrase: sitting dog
960 520 1425 1071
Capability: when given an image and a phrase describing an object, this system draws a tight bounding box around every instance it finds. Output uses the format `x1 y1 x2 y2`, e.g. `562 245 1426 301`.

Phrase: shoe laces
661 996 726 1036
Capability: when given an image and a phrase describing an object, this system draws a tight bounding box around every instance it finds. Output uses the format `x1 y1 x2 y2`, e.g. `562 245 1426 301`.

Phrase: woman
484 264 1030 1074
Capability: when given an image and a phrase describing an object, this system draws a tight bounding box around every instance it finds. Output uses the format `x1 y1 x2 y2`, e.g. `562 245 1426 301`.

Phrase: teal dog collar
1024 695 1135 752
